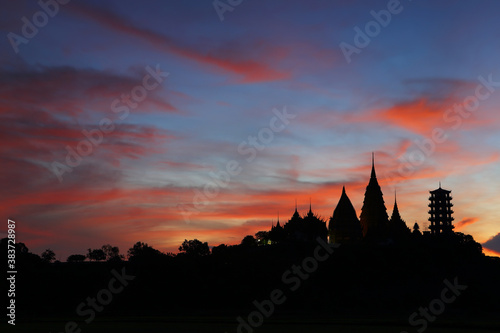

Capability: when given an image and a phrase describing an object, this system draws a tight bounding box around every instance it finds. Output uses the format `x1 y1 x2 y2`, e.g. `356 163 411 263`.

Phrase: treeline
5 231 500 321
0 229 485 265
0 232 270 264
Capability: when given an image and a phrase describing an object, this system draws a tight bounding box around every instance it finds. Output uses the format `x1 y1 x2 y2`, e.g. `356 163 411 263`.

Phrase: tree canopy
41 249 56 263
178 239 210 256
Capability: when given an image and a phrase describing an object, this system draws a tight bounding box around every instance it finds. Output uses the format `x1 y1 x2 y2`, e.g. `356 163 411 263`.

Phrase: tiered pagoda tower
428 184 454 235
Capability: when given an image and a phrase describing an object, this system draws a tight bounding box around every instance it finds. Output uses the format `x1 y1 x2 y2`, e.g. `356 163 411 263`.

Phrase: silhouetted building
388 191 411 239
412 222 422 236
266 154 458 245
284 203 306 241
302 202 328 242
269 216 285 243
359 153 389 240
428 184 454 235
271 201 328 243
329 186 362 244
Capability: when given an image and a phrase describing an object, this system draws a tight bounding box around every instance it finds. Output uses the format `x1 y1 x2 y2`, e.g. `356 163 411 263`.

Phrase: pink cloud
69 3 291 83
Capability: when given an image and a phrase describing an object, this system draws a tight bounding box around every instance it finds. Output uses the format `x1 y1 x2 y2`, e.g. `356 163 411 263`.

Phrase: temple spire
393 190 399 215
371 152 376 178
292 199 300 218
342 185 346 195
360 152 389 239
307 197 314 218
388 188 410 238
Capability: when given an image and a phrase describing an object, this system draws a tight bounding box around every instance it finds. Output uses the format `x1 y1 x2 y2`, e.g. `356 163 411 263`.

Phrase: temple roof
390 191 403 222
330 186 359 228
430 187 451 194
371 152 376 179
359 153 389 237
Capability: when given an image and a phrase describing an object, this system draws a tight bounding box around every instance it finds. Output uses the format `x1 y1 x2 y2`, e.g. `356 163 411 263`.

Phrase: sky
1 0 500 260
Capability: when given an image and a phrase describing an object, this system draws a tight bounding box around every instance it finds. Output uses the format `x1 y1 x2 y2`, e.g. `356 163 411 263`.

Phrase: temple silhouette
428 184 455 235
269 153 453 245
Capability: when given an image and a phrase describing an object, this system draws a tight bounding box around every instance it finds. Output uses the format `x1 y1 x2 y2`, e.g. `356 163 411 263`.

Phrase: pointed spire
292 199 300 218
307 197 314 218
392 189 400 217
371 152 376 178
360 151 389 238
439 181 441 188
276 212 281 228
330 184 362 243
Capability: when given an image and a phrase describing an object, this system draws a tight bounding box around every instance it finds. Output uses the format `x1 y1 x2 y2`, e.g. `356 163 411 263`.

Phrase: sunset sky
1 0 500 260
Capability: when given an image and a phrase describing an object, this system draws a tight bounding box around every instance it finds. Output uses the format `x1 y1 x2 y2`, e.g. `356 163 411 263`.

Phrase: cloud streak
454 217 479 230
68 3 291 83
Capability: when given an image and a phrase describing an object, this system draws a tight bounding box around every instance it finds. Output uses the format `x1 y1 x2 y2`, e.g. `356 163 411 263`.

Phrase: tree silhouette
1 239 41 264
128 241 165 260
178 239 210 256
241 235 257 247
87 248 106 261
41 249 56 263
255 231 270 245
101 244 121 260
67 254 86 262
212 244 228 256
16 242 29 254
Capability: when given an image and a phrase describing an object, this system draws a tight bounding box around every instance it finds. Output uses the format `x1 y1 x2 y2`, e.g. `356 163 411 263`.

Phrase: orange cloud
376 98 449 135
454 217 479 230
483 248 500 258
